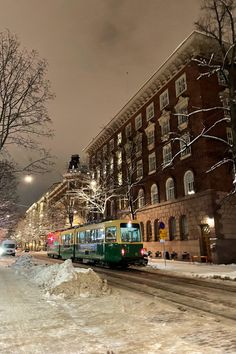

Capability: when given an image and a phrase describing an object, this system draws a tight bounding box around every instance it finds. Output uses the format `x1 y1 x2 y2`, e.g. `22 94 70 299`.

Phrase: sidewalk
147 257 236 281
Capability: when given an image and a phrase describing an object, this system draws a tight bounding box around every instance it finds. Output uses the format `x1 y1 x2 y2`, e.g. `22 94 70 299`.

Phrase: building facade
84 31 236 264
17 156 89 250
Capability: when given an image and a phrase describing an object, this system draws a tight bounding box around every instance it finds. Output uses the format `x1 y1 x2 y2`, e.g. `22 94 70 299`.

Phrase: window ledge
147 143 155 151
161 134 170 142
180 153 191 160
178 122 188 131
176 88 187 98
148 170 156 175
162 162 172 169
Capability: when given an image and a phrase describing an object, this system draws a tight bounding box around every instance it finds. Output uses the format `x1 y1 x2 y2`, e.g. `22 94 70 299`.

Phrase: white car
0 240 16 256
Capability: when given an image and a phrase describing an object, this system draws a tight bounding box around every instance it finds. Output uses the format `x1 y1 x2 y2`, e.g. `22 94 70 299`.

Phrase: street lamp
24 175 33 183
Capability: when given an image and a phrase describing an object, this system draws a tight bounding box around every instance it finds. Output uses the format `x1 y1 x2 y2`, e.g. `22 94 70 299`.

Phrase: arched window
146 220 152 242
140 222 145 241
184 170 195 196
180 215 188 240
166 177 175 201
151 184 159 204
138 189 145 209
154 219 160 241
169 217 177 241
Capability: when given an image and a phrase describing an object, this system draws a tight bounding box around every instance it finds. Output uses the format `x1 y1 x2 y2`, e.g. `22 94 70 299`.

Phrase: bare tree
121 134 144 219
74 176 117 221
194 0 236 182
0 160 19 230
0 30 54 169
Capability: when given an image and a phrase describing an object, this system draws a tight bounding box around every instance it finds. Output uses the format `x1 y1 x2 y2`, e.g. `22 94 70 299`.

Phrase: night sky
0 0 200 208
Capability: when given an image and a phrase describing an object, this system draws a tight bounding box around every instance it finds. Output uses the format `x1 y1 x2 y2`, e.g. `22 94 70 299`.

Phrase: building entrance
200 224 212 262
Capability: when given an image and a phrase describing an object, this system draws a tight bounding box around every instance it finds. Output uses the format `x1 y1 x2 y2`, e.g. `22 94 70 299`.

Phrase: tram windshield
120 223 141 242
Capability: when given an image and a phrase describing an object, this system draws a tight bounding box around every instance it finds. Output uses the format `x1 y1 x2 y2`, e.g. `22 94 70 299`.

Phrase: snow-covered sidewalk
0 254 235 353
147 258 236 281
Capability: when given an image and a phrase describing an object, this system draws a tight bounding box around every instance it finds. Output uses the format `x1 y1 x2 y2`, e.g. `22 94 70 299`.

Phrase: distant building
84 31 236 264
18 156 89 250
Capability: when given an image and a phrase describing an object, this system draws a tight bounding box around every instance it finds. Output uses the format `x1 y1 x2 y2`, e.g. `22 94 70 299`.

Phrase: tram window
120 223 141 242
105 227 117 242
85 230 92 243
97 228 105 243
63 234 71 246
79 231 85 243
91 229 97 242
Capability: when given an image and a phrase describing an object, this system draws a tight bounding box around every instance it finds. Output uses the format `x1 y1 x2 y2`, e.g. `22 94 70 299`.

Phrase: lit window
175 96 189 130
219 90 230 118
136 160 143 179
146 129 155 146
175 73 187 97
117 150 122 167
151 184 159 204
158 110 170 138
96 167 101 180
177 107 188 126
148 152 156 173
117 132 122 145
102 144 107 156
138 189 145 208
135 113 142 130
180 133 191 158
160 89 169 110
184 170 195 196
146 102 154 121
135 133 143 154
110 156 114 173
166 177 175 200
163 143 172 167
125 123 132 138
103 161 107 177
118 172 122 186
109 139 114 151
226 127 233 146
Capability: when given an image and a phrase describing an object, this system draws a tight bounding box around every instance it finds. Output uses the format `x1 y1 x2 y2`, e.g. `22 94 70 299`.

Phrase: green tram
47 219 146 267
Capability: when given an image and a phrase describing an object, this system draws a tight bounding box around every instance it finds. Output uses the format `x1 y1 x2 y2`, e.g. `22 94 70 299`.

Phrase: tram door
200 224 212 262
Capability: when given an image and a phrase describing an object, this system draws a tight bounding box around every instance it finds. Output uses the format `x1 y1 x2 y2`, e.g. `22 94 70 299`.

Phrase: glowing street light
24 175 33 183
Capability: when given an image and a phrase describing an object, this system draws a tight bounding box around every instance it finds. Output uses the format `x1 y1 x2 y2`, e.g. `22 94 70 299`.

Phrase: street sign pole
159 221 167 267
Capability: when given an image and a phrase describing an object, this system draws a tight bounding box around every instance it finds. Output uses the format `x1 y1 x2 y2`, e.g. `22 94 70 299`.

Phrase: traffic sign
159 221 165 229
160 229 167 240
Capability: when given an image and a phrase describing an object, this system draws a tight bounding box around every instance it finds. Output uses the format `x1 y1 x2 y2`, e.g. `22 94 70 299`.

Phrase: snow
147 258 236 281
0 254 235 353
12 255 109 298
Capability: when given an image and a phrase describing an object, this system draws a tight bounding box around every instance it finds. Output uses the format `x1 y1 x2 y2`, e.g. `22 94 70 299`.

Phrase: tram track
34 253 236 323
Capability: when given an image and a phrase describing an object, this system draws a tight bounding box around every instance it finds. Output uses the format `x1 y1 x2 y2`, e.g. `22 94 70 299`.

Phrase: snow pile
11 254 35 269
12 256 109 298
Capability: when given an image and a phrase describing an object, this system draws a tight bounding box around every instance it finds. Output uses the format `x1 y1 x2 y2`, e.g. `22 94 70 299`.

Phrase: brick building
84 31 236 264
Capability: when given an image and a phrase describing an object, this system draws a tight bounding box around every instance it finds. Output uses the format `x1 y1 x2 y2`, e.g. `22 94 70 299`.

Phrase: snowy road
0 255 236 354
